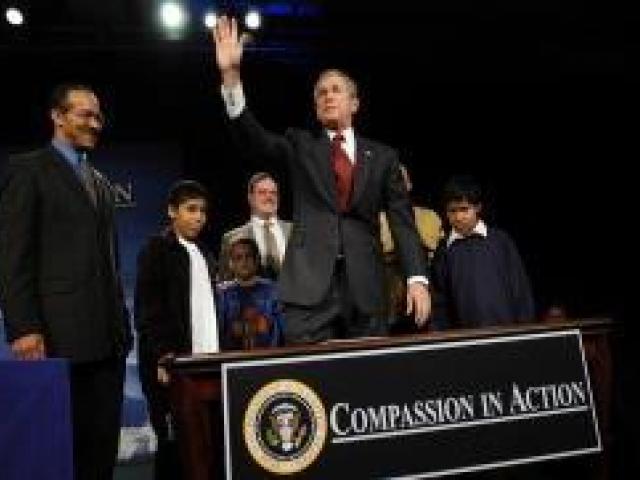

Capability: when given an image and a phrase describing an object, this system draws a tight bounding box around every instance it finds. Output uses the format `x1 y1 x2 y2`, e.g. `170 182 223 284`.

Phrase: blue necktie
76 151 97 206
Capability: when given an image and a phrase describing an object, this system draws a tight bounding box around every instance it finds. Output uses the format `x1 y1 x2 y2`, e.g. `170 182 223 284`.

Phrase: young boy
134 180 217 480
430 175 534 329
217 237 284 350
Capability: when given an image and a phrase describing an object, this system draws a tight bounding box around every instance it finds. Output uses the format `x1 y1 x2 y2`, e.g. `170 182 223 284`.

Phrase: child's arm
429 243 453 330
134 239 172 359
502 233 535 323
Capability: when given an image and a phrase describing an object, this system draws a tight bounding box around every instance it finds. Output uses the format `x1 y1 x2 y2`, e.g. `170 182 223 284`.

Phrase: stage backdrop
0 143 183 461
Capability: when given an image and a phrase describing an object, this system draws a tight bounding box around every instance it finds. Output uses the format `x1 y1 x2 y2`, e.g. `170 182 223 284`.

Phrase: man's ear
51 109 63 128
168 205 177 220
350 97 360 115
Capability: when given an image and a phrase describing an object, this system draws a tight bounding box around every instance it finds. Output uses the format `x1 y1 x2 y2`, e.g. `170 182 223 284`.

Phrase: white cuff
220 82 246 119
407 275 429 286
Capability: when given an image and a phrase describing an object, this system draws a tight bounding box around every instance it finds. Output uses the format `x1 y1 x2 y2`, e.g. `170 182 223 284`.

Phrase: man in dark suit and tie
0 83 131 480
212 17 430 343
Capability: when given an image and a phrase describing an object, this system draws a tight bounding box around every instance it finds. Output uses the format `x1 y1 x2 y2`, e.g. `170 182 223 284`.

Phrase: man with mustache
212 17 430 343
218 172 292 281
0 83 131 480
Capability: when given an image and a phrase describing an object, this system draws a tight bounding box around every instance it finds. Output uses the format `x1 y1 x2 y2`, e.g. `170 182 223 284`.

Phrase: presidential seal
243 379 327 475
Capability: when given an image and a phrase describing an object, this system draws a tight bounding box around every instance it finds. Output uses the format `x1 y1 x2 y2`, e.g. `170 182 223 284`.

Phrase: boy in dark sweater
431 176 534 329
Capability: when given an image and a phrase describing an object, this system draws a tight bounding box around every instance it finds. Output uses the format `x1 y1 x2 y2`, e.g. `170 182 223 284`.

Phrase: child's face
168 198 207 241
230 243 258 282
446 200 481 236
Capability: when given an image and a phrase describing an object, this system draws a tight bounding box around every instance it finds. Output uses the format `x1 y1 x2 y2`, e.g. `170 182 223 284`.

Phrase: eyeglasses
65 109 105 125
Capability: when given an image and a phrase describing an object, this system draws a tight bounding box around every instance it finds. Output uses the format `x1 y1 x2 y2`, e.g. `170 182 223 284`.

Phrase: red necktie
331 133 354 212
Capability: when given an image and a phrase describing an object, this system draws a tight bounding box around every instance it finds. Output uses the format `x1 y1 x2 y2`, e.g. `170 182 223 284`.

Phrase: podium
167 319 613 480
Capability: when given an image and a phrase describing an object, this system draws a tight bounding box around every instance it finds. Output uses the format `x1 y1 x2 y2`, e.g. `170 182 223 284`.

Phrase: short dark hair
247 172 277 194
229 236 260 262
442 175 483 207
314 69 359 99
49 83 94 112
167 180 209 208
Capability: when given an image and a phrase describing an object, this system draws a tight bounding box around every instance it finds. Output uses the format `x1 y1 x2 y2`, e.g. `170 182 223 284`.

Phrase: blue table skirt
0 359 72 480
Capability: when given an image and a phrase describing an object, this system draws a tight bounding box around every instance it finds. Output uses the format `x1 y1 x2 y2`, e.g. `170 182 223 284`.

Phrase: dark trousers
284 258 387 344
146 384 181 480
137 342 182 480
69 356 125 480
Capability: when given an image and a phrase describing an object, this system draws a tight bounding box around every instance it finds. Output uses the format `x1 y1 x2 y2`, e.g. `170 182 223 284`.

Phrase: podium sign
222 330 600 479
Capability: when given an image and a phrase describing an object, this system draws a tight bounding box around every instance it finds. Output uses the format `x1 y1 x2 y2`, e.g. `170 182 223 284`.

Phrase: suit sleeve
382 155 428 279
102 177 133 349
229 109 294 167
429 242 453 330
502 233 535 322
0 159 43 342
134 241 173 359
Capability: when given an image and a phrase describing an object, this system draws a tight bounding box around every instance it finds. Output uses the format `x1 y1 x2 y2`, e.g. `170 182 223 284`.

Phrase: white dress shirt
327 128 356 164
177 236 219 353
446 220 488 248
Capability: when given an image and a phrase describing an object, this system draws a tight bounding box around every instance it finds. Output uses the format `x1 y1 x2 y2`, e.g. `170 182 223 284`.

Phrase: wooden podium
167 319 614 480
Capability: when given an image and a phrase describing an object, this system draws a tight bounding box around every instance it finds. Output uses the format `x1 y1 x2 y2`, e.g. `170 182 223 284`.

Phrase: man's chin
319 117 339 130
78 138 98 150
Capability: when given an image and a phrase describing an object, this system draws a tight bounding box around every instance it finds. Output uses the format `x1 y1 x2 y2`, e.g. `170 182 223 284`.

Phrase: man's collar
327 127 355 143
51 138 82 165
176 234 196 247
446 220 488 247
251 215 278 226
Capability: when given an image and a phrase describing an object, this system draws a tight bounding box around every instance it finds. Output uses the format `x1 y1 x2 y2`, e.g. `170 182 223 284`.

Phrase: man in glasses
0 83 131 480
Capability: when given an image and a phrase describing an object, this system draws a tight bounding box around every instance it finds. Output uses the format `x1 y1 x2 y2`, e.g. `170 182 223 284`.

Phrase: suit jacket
0 146 131 362
217 219 292 281
230 110 427 314
134 231 217 364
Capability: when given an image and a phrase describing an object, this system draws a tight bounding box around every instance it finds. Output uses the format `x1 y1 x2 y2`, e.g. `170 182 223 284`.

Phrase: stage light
204 11 217 29
244 9 261 30
160 2 186 29
5 7 24 26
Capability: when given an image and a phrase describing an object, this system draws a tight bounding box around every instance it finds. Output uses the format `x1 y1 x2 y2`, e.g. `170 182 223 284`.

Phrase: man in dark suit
212 17 430 343
218 171 292 281
0 83 131 480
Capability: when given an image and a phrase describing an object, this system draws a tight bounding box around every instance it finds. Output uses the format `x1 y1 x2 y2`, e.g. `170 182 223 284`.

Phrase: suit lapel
169 234 190 285
350 136 372 209
309 133 339 210
46 146 97 214
281 220 293 241
243 222 256 241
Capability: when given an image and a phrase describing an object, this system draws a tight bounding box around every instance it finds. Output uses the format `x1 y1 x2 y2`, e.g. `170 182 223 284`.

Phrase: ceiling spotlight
5 7 24 26
204 11 217 29
160 2 187 29
244 9 261 30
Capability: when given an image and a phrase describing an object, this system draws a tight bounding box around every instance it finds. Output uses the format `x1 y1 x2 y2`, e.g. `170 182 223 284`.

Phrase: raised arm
211 16 293 164
212 16 244 88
